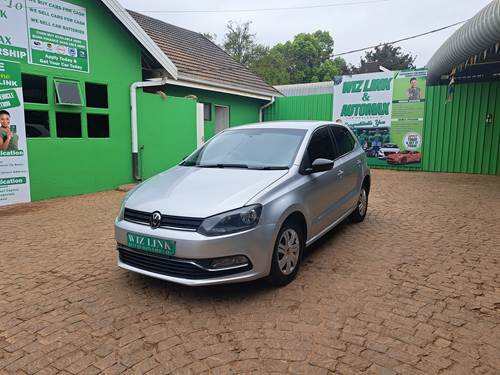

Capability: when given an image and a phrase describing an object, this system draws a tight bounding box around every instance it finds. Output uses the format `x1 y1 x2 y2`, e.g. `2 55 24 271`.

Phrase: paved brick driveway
1 170 499 375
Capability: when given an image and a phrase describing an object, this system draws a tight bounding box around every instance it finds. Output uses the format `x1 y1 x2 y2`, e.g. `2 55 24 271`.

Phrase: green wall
263 94 333 122
23 0 142 201
137 92 197 179
423 82 500 175
162 85 264 140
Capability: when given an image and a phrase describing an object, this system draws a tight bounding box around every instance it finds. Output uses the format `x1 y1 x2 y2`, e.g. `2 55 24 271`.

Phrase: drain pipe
130 77 168 181
259 96 275 122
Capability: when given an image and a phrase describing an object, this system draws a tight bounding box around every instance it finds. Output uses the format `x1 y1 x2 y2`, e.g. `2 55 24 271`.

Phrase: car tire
349 185 369 223
267 220 304 286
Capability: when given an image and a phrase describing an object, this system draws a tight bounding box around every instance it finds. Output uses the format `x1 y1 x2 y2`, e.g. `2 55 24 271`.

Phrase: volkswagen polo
115 121 370 286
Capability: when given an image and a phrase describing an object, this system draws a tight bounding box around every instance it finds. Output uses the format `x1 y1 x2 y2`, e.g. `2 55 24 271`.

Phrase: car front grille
124 208 203 231
117 245 252 279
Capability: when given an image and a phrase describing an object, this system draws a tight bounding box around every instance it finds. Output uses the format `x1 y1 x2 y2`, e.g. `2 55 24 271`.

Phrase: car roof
229 120 340 131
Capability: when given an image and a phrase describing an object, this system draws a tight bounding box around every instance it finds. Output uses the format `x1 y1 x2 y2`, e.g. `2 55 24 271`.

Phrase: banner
333 69 427 169
0 0 89 73
0 60 31 206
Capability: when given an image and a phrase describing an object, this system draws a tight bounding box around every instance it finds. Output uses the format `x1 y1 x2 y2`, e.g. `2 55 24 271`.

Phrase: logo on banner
403 132 422 150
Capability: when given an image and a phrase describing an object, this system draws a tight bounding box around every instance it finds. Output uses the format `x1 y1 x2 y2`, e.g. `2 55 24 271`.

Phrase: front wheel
268 221 304 286
349 185 368 223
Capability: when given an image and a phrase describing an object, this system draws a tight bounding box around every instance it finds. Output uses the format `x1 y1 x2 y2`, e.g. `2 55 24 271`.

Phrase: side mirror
305 158 334 174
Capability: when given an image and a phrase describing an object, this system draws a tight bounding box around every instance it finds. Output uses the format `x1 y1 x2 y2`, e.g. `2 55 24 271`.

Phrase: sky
118 0 492 67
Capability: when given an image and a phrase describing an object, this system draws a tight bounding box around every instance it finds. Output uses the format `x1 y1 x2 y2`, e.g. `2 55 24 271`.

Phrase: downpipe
130 77 168 181
259 96 275 122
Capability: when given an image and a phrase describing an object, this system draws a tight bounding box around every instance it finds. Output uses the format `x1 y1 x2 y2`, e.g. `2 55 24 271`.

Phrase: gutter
259 96 275 122
130 77 168 181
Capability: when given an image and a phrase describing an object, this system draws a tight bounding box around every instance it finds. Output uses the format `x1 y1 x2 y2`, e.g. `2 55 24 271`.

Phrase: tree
222 21 266 67
249 49 290 85
353 44 416 73
251 30 347 84
202 32 217 43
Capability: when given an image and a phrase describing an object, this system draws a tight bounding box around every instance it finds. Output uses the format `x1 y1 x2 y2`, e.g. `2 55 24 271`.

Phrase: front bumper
114 219 276 286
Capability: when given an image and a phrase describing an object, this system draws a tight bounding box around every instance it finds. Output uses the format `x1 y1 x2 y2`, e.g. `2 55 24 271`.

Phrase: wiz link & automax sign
0 0 89 72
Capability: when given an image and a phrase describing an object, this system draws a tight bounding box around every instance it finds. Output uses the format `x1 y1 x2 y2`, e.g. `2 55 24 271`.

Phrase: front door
215 105 229 134
298 126 342 239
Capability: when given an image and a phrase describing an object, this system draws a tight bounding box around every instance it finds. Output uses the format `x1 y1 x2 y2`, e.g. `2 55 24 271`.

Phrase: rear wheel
268 221 304 286
349 185 368 223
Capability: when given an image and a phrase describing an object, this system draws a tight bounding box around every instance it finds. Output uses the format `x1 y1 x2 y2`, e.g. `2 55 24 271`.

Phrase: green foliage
222 21 266 66
353 44 416 73
211 22 416 86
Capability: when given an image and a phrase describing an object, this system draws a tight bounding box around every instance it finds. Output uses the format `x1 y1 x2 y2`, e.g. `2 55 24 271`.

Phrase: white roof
274 81 335 97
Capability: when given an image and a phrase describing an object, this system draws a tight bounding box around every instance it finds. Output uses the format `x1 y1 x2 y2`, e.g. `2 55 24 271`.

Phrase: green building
4 0 279 202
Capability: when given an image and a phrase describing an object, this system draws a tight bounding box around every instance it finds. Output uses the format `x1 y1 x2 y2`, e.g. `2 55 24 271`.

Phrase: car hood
125 166 289 218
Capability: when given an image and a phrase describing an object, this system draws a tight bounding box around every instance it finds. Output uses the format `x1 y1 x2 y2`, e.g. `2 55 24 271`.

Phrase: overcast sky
118 0 491 67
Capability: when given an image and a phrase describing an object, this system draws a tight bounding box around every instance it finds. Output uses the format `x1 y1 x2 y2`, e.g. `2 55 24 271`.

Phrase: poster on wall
0 0 29 63
333 69 427 169
0 60 31 206
0 0 89 73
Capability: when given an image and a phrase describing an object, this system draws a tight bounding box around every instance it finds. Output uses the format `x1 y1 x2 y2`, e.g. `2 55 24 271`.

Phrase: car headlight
117 185 140 221
198 205 262 236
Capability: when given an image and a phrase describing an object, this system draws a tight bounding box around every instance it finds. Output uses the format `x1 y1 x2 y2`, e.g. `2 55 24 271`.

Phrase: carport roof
127 10 281 99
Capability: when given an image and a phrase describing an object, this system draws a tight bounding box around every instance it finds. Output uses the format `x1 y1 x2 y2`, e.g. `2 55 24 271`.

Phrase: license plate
126 232 176 256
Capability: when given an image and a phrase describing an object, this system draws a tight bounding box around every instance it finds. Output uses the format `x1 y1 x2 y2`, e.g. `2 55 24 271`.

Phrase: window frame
299 125 337 174
85 82 109 109
54 79 83 106
21 73 48 104
55 111 83 138
24 109 50 138
87 113 110 138
330 125 356 159
202 102 212 121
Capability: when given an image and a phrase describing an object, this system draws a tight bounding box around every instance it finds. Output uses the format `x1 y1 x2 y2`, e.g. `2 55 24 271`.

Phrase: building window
54 80 82 106
85 83 108 108
25 110 50 138
56 112 81 138
202 103 212 121
22 74 47 104
87 114 109 138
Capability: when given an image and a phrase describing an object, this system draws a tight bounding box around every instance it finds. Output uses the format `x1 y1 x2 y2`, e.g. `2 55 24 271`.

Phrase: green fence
423 82 500 175
264 94 333 121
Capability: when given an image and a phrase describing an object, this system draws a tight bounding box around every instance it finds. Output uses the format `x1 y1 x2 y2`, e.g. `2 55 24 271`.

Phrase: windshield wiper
251 166 289 170
198 163 249 169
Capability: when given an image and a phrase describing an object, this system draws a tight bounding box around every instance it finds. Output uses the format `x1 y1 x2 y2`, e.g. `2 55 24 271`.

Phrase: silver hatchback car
115 121 370 286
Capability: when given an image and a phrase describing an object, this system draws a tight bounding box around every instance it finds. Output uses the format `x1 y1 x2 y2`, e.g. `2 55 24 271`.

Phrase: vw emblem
150 211 162 229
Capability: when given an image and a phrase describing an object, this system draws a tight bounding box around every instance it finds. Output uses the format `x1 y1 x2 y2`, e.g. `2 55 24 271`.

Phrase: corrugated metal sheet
274 82 335 97
427 0 500 83
263 94 333 121
423 81 500 175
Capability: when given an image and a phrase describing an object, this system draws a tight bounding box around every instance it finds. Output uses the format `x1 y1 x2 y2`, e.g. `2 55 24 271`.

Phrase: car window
306 127 336 163
182 128 307 168
331 126 355 157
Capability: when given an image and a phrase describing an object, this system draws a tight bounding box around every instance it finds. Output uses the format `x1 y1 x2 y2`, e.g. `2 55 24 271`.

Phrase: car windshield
181 128 307 169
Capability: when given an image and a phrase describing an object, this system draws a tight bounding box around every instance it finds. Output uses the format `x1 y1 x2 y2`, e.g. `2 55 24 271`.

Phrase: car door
330 125 364 215
298 126 343 239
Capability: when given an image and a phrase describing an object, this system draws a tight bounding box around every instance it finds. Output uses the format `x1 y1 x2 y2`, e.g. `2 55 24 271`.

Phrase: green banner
338 69 428 169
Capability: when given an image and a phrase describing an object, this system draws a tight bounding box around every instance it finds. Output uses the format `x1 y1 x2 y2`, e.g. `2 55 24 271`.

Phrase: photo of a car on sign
386 150 421 165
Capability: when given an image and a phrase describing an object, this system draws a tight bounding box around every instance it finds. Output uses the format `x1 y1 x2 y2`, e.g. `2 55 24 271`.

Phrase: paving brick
0 170 499 374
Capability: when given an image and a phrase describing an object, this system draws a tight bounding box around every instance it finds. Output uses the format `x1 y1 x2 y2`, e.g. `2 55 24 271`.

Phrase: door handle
337 170 344 177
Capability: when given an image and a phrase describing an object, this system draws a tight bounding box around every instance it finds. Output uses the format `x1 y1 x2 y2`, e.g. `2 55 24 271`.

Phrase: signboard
0 60 31 206
0 0 29 63
333 69 427 169
0 0 89 72
333 71 394 129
